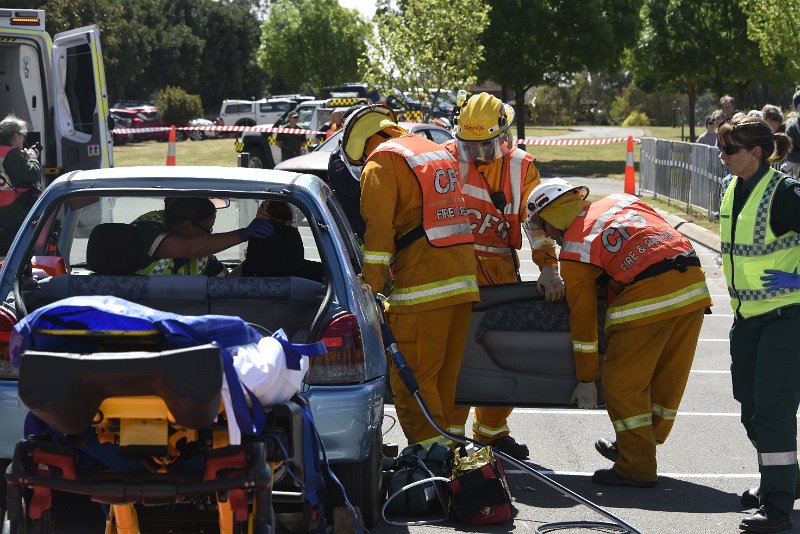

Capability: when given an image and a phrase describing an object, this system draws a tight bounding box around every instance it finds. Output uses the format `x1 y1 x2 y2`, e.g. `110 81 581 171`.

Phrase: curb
655 208 721 254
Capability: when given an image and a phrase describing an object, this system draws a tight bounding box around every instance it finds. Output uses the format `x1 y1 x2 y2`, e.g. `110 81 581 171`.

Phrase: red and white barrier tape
515 137 641 146
112 125 642 146
112 125 325 135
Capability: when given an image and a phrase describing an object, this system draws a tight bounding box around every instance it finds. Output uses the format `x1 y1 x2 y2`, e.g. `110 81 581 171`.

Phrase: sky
338 0 377 19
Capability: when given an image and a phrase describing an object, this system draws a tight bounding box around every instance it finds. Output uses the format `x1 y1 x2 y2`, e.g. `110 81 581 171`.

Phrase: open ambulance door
456 282 608 407
51 25 112 180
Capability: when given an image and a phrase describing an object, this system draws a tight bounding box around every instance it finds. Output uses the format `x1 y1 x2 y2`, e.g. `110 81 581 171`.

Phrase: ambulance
0 8 112 188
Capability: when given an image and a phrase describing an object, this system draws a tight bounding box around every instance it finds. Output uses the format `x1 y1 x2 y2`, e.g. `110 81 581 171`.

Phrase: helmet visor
457 133 514 163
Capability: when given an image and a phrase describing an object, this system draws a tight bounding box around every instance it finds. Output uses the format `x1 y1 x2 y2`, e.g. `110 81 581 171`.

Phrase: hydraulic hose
379 318 643 534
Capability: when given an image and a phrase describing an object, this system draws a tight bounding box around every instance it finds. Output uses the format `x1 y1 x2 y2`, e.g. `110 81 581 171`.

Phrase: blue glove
239 219 274 241
761 268 800 290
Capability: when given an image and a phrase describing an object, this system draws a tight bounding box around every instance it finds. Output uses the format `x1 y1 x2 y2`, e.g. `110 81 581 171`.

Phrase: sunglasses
719 144 746 155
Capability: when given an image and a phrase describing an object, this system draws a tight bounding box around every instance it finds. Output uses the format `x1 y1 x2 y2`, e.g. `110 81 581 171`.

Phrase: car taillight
0 307 18 379
306 313 365 385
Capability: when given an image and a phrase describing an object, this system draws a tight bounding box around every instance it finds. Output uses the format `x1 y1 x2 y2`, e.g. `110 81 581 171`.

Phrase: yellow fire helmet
455 92 515 142
341 104 399 165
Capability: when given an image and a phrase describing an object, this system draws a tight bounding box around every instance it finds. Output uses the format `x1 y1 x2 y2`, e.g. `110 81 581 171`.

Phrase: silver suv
218 98 297 127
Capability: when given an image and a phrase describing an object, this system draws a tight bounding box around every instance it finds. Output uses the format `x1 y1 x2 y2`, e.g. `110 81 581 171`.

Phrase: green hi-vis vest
137 256 208 276
720 167 800 318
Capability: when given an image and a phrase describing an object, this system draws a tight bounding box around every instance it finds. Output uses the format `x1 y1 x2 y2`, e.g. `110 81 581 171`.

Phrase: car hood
275 150 330 173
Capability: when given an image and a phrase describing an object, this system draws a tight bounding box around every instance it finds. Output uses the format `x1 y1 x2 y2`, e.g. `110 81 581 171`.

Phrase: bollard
624 135 635 195
166 126 177 166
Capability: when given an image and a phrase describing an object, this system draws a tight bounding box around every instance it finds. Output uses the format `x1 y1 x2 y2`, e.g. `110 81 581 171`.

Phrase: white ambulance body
0 8 112 187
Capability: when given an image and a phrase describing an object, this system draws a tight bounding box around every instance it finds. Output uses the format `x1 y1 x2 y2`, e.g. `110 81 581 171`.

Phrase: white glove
537 265 566 302
570 381 598 409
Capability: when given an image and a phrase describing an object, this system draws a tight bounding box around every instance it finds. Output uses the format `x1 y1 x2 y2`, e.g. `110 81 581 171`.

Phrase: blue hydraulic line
379 318 643 534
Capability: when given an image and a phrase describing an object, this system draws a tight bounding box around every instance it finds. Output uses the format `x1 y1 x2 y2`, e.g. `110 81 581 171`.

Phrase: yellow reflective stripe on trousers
362 250 392 265
612 412 652 432
472 421 510 437
758 451 798 466
388 275 478 307
651 403 678 420
447 425 465 436
605 281 709 328
417 434 452 448
572 340 598 353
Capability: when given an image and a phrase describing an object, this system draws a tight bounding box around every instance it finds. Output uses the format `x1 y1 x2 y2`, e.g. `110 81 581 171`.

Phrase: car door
52 25 112 173
455 282 608 406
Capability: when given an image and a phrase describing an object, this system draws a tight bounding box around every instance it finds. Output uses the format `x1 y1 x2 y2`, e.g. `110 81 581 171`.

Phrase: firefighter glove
761 268 800 291
239 219 274 241
538 265 566 301
570 380 598 409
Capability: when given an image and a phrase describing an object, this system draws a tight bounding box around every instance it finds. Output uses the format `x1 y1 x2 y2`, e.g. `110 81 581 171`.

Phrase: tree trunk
687 87 697 142
514 85 526 147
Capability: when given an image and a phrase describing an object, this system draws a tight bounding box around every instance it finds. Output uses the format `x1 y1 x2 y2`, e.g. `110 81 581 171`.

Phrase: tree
739 0 800 82
629 0 770 141
479 0 642 141
257 0 371 95
361 0 490 121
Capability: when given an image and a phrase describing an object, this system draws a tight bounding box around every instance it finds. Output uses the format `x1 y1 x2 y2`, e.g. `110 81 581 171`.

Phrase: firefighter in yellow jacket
526 178 711 487
342 104 480 447
443 92 565 460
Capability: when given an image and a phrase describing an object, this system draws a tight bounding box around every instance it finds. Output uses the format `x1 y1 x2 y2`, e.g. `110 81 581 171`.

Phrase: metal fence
639 138 726 220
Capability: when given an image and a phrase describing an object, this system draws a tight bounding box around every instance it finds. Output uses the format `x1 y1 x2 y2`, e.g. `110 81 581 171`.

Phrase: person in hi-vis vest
443 92 565 460
344 104 480 448
717 114 799 534
527 178 711 489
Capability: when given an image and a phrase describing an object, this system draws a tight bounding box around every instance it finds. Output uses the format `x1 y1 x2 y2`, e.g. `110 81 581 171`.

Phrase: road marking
505 469 759 479
385 406 753 417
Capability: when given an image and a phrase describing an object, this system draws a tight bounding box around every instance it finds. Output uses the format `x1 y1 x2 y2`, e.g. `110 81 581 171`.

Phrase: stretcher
5 297 324 534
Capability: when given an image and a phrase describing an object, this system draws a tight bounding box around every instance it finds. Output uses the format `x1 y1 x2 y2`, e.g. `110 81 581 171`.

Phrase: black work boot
489 435 530 460
739 503 792 532
741 487 800 509
594 438 619 462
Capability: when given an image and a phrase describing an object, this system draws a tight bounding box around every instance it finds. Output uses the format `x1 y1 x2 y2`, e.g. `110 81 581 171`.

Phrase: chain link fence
639 138 726 221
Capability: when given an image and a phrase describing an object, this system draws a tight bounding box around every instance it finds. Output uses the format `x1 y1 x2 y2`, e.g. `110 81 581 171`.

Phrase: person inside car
241 200 323 282
132 197 273 276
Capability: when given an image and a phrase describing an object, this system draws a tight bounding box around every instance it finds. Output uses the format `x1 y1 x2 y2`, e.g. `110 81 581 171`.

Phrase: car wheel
329 409 384 528
191 130 204 141
246 147 274 169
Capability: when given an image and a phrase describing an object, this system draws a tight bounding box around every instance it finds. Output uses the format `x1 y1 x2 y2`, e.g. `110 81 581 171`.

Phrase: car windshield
25 194 321 272
314 129 343 153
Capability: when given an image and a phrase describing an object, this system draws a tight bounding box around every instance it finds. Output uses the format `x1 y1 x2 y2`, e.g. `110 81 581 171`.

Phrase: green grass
113 138 239 168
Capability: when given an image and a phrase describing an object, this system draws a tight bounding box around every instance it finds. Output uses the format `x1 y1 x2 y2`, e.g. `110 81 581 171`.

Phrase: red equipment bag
448 447 512 525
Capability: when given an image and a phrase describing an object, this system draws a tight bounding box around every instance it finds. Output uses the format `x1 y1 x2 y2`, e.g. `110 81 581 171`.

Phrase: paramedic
0 114 41 254
344 104 480 448
444 92 565 460
132 197 273 276
526 178 711 488
717 114 798 533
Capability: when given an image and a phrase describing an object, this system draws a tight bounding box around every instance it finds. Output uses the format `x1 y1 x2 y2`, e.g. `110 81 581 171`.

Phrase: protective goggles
456 133 514 163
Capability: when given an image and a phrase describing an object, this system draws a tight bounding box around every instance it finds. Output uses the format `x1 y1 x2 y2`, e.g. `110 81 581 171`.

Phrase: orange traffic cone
624 135 635 195
166 126 177 166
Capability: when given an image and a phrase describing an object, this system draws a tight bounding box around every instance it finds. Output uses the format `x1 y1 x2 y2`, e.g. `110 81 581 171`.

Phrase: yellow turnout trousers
602 308 705 481
388 302 473 447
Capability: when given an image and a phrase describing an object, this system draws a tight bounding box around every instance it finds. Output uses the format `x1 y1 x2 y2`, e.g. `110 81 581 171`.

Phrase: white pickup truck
217 97 297 128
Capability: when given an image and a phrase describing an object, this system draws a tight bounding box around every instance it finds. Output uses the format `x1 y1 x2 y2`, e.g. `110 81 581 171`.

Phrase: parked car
218 98 298 128
109 108 150 142
236 97 369 169
188 118 221 140
0 166 388 526
108 110 134 146
274 121 456 181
